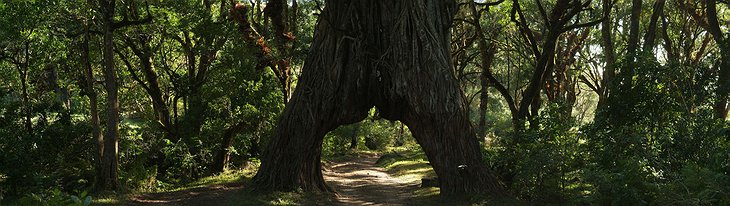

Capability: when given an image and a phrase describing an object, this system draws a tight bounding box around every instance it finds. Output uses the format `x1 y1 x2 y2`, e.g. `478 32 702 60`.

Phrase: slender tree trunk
706 0 730 119
212 121 247 174
124 37 176 140
45 64 72 124
642 0 665 53
552 29 589 118
518 29 559 126
183 88 205 139
81 16 104 192
597 0 615 108
17 61 32 134
142 58 174 139
715 46 730 119
348 123 360 150
250 0 506 196
627 0 642 57
395 122 405 147
96 0 120 191
290 0 298 34
470 2 498 141
233 3 292 103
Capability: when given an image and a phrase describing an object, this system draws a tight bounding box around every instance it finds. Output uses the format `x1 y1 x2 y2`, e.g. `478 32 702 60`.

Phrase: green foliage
582 56 730 205
359 118 404 151
0 89 94 199
490 104 587 203
484 56 730 204
322 112 410 156
655 164 730 205
18 189 91 206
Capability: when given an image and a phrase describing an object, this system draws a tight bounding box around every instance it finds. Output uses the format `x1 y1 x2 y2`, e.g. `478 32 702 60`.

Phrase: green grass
92 146 524 206
374 147 530 206
91 164 337 205
374 147 442 203
93 194 126 205
376 147 436 184
173 167 257 192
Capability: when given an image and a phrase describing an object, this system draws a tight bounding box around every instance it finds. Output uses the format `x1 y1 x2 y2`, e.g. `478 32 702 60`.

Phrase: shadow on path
323 153 420 206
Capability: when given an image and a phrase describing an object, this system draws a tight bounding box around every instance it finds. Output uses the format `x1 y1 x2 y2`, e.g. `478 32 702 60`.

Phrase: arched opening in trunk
250 0 506 196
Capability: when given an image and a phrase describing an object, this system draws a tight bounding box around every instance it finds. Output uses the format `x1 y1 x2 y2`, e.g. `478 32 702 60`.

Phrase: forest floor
117 151 445 206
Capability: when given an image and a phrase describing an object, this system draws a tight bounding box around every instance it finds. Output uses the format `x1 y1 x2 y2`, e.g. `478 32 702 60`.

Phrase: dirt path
125 154 418 206
323 154 419 206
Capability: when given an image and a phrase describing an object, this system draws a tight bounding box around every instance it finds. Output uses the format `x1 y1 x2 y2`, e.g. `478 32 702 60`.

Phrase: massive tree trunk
247 0 506 196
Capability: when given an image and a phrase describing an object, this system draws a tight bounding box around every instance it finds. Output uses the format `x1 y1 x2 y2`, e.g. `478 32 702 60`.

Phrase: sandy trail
323 154 419 206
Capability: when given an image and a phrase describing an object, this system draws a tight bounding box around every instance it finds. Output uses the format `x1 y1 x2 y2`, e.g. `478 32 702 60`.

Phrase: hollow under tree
236 0 506 196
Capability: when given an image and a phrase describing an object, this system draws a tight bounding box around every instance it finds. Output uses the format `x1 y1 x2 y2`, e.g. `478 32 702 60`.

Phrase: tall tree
80 22 104 188
705 0 730 119
468 0 504 140
671 0 728 119
245 0 507 195
95 0 151 191
165 0 228 145
507 0 604 128
596 0 616 108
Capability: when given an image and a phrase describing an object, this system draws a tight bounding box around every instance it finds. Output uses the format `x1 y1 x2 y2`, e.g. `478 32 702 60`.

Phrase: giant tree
241 0 506 195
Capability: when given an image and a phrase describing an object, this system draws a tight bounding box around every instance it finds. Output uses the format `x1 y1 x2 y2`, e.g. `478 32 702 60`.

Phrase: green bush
18 189 91 206
490 104 587 203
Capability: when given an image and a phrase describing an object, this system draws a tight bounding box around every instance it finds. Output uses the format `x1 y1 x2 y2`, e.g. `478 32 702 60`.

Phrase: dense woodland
1 0 729 205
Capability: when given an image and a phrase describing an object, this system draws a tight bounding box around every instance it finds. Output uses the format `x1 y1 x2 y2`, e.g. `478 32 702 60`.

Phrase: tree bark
254 0 505 195
16 43 32 134
80 29 104 189
706 0 730 119
212 121 248 174
96 0 120 191
470 2 499 140
122 36 175 140
348 123 360 150
597 0 615 108
250 0 506 196
642 0 665 53
627 0 642 57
